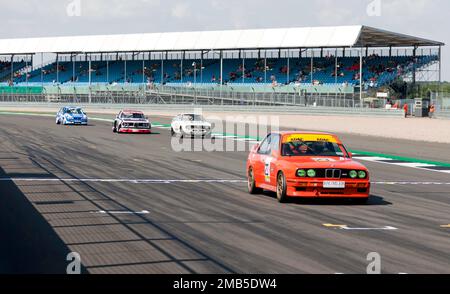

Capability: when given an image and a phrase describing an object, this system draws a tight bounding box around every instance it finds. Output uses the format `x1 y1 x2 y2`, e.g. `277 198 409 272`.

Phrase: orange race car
246 132 370 203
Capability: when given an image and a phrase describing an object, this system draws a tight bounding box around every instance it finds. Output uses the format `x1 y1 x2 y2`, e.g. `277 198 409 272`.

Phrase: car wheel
112 122 117 133
56 118 60 125
179 127 183 138
276 172 288 203
248 168 262 194
171 128 175 137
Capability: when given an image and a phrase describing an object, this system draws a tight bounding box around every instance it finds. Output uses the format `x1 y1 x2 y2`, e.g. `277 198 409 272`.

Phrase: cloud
171 2 190 19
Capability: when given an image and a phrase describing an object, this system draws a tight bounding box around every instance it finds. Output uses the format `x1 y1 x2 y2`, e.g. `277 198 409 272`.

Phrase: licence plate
323 181 346 189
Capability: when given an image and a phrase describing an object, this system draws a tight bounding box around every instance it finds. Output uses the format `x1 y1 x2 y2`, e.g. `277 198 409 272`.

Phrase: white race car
171 114 212 138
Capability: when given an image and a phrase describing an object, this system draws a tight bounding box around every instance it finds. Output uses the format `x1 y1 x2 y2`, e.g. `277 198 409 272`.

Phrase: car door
253 134 272 185
172 115 180 132
268 133 281 187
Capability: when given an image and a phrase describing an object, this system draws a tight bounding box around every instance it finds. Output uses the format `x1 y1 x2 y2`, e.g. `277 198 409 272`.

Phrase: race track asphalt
0 114 449 274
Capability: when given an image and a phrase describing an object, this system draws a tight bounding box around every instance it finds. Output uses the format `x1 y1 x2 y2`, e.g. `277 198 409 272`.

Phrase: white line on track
323 224 398 231
371 181 450 185
1 178 449 186
0 178 247 184
91 210 149 215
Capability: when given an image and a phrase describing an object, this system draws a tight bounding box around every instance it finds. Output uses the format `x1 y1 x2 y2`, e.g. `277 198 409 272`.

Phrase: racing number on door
264 160 271 183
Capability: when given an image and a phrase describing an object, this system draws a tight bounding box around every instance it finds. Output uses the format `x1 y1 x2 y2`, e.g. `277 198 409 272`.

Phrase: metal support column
242 50 245 84
264 55 267 83
124 54 127 83
41 53 44 86
73 54 76 82
412 46 417 89
335 49 338 100
180 51 184 84
220 50 223 104
10 55 14 83
88 54 92 103
220 50 223 85
25 57 28 85
142 54 145 84
359 47 363 108
161 52 164 85
310 50 314 84
106 57 109 84
438 46 442 103
287 51 290 84
200 51 203 83
56 53 59 84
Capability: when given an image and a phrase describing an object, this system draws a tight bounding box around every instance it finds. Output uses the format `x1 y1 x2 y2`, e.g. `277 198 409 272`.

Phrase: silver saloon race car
112 110 152 134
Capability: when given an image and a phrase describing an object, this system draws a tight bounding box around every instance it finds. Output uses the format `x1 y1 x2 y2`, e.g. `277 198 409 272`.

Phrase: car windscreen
183 114 204 121
66 108 83 115
123 113 144 119
281 141 346 157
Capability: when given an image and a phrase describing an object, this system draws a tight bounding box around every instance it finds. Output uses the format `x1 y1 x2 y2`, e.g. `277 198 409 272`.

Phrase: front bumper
64 120 88 125
182 129 211 136
286 179 370 198
118 128 151 134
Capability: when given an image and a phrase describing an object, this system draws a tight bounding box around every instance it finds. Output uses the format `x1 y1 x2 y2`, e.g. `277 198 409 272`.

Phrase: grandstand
0 25 444 107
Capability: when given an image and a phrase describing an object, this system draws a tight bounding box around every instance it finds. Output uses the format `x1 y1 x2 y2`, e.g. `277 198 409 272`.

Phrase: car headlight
349 170 358 179
358 171 367 179
307 169 316 178
297 169 306 177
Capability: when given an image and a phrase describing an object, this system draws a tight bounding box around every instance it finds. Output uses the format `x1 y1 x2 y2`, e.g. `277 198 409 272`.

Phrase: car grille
123 123 149 128
313 169 355 179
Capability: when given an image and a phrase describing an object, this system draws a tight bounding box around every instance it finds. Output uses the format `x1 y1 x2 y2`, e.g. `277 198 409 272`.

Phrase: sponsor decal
283 134 338 144
312 158 337 162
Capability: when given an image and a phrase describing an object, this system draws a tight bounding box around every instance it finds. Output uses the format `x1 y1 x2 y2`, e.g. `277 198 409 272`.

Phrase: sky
1 0 448 80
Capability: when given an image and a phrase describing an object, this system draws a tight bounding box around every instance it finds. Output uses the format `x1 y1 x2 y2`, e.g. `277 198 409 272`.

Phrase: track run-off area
0 113 449 274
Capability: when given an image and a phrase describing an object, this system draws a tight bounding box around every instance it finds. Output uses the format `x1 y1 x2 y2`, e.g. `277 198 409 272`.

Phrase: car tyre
248 168 262 194
276 172 289 203
171 128 175 137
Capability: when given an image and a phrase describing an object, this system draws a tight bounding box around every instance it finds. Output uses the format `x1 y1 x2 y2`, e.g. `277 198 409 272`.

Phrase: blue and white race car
56 106 88 125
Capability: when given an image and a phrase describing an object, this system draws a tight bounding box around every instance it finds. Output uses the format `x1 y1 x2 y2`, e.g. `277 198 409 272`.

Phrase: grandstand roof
0 25 443 55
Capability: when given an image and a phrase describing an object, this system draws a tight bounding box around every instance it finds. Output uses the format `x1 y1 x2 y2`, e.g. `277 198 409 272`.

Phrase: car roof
122 109 144 114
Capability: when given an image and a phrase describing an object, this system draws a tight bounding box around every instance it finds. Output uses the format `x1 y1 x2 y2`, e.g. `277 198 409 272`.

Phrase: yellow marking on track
440 225 450 228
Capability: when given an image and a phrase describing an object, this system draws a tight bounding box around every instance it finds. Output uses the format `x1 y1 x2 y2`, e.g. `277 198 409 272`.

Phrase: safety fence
0 84 361 108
